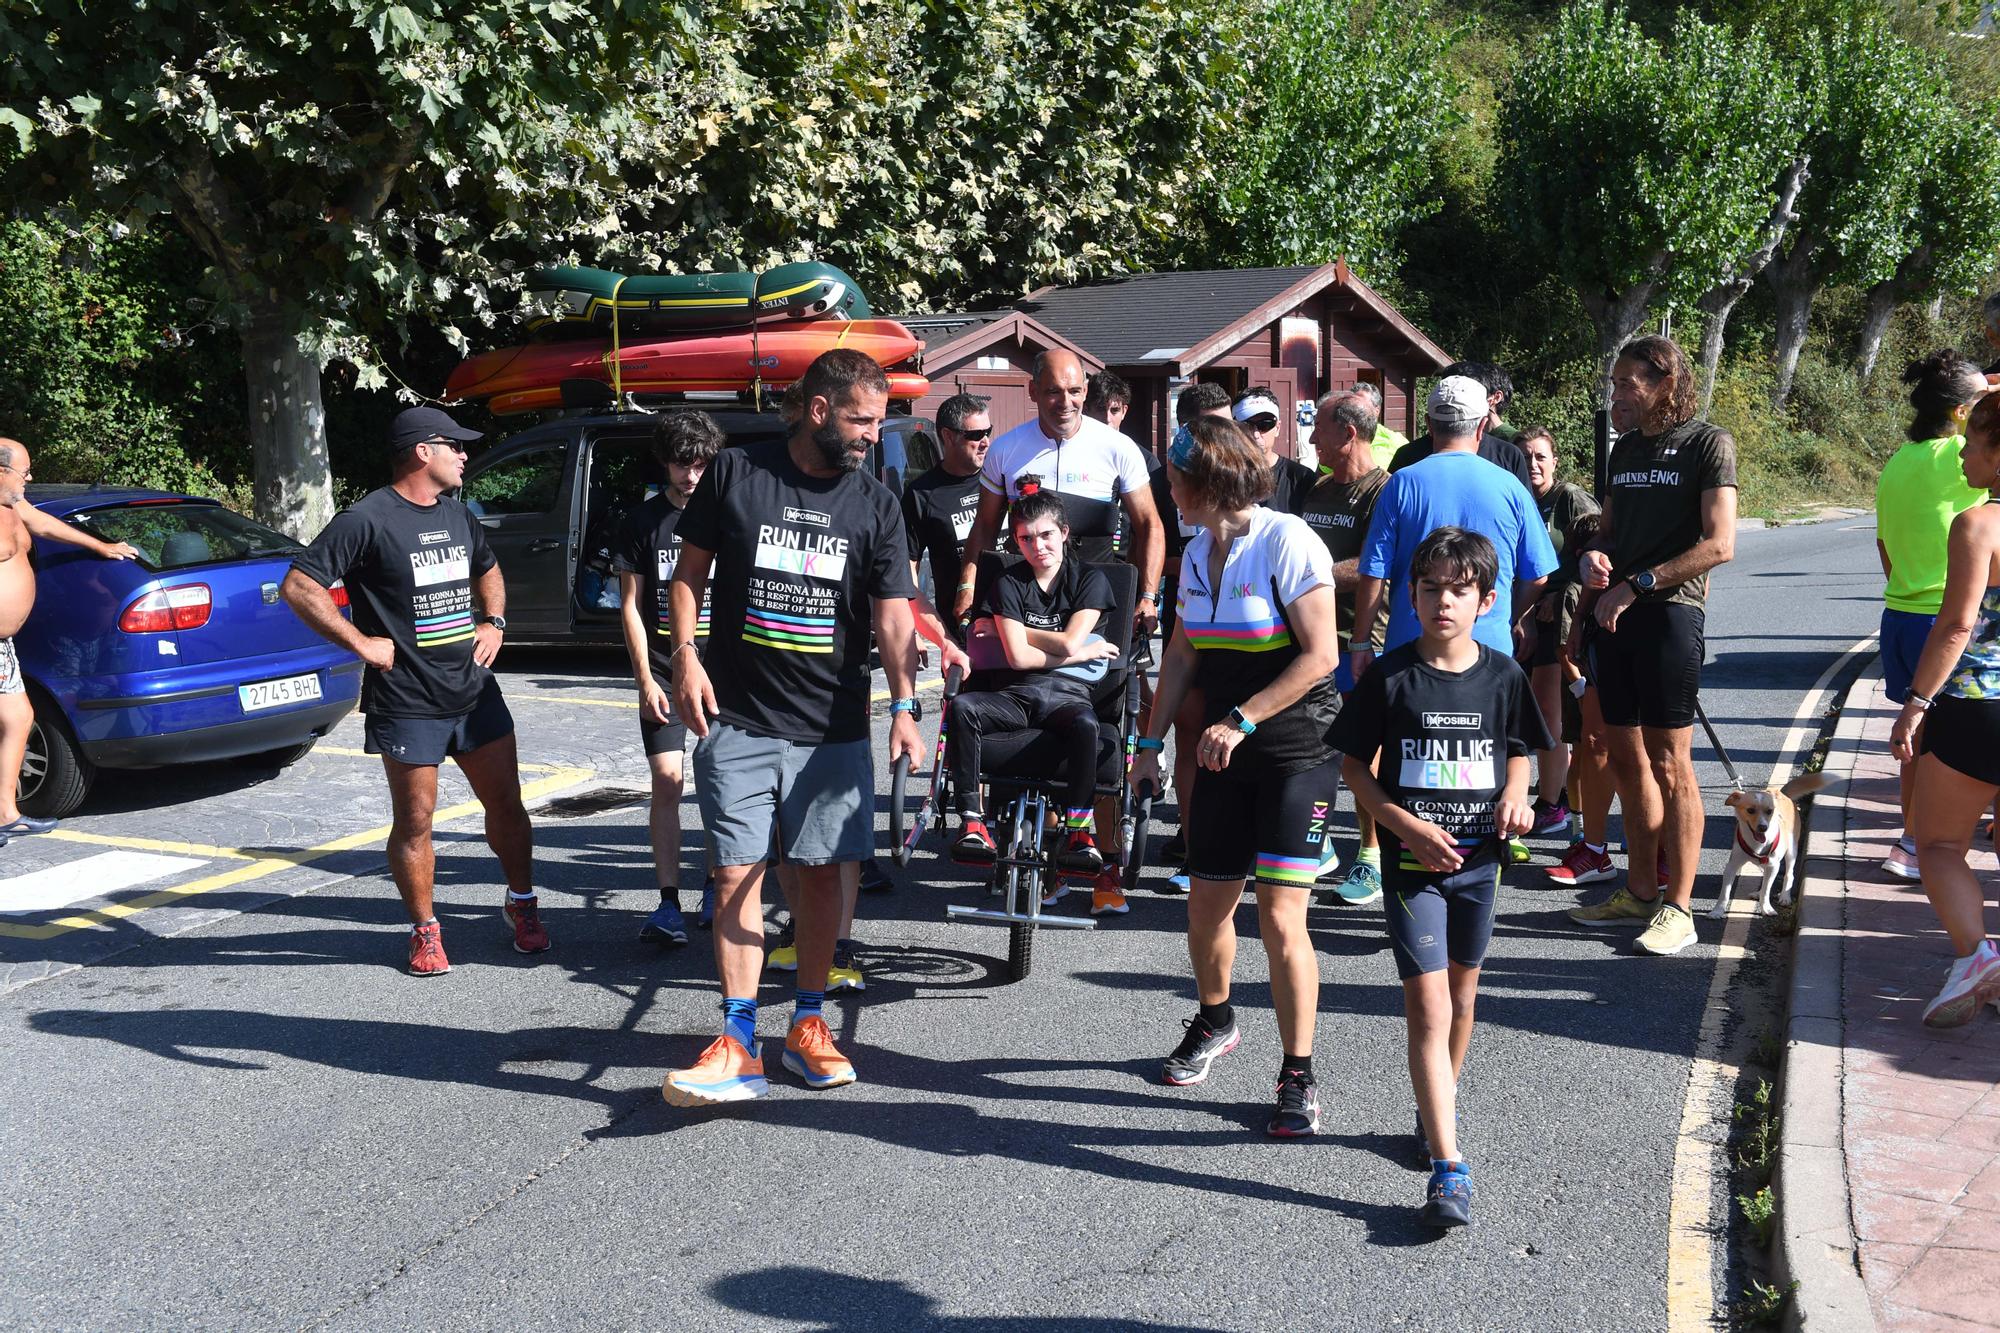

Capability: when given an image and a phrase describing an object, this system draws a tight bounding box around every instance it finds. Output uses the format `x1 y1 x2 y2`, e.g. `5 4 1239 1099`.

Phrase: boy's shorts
1383 859 1501 979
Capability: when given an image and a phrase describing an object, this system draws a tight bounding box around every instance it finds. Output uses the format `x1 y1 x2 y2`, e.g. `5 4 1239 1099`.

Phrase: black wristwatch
1628 570 1657 596
482 614 508 631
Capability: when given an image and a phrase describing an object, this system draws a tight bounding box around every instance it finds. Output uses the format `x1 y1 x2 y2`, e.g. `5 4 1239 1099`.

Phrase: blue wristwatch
1135 736 1166 752
889 697 921 720
1228 707 1256 735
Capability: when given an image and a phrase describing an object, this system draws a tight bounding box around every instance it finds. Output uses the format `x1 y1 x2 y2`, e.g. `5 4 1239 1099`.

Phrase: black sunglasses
956 427 993 443
1245 415 1280 432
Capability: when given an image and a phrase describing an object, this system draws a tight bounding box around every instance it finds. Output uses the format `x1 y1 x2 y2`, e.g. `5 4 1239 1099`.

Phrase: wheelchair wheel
1122 788 1155 895
1008 919 1034 982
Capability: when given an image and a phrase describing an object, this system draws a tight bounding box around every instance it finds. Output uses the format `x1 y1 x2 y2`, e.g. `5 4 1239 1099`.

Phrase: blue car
14 486 362 818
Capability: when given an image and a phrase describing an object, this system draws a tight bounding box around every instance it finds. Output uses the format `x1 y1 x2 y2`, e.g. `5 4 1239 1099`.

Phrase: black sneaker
1267 1070 1320 1138
859 857 895 893
1161 1014 1241 1086
1161 831 1188 863
1420 1160 1473 1229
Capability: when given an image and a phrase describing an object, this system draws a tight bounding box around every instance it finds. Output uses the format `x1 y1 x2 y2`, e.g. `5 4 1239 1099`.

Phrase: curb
1774 663 1878 1332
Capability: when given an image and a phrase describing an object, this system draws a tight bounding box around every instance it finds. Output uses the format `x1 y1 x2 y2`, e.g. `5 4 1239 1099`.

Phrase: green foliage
1729 1278 1797 1328
1738 1184 1776 1248
1201 0 1466 277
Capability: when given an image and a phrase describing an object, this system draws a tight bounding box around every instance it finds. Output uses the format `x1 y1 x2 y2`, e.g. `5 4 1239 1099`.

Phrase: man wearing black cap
282 406 547 975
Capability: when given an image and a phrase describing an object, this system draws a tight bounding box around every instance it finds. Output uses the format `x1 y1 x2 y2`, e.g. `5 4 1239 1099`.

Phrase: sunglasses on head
957 427 993 442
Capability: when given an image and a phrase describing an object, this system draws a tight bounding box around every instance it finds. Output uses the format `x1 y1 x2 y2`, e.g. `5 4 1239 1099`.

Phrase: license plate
238 672 323 713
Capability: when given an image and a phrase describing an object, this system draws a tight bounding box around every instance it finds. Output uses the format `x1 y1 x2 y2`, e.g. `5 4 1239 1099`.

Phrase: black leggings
949 685 1099 817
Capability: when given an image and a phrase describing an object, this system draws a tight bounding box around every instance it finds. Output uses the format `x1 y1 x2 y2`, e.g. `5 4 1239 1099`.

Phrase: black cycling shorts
1383 859 1500 979
1921 693 2000 788
363 675 515 767
640 711 688 758
1589 601 1703 730
1185 754 1338 889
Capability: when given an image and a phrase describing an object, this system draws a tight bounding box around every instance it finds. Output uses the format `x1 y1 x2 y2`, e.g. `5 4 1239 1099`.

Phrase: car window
69 503 300 571
903 426 941 474
464 446 566 516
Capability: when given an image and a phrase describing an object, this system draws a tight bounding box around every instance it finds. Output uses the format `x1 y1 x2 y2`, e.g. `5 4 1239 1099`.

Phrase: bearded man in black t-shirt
661 349 923 1107
284 407 545 977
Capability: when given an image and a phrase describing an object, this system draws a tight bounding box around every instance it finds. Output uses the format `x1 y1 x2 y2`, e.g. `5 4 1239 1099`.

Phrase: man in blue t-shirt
1349 376 1556 679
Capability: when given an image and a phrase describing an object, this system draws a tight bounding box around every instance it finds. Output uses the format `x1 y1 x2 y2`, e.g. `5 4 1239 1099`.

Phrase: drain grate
530 786 649 819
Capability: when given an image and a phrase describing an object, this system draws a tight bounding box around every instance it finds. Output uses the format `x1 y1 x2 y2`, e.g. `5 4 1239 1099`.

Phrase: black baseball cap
388 406 483 453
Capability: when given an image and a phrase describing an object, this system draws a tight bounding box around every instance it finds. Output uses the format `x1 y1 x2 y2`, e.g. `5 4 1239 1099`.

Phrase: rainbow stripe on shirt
743 607 836 654
655 605 711 639
1183 614 1293 653
415 609 477 648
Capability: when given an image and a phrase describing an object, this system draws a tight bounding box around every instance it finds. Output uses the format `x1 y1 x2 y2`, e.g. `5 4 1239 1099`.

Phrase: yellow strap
607 275 628 400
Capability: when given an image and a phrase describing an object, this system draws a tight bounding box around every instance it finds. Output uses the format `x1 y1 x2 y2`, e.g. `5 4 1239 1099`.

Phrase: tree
1200 0 1465 277
1758 19 1947 406
1695 156 1810 416
1850 101 2000 383
0 2 718 537
1497 3 1797 407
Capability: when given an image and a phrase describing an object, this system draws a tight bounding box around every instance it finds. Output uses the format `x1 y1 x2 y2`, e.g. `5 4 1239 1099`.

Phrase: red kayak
484 371 931 416
446 320 922 406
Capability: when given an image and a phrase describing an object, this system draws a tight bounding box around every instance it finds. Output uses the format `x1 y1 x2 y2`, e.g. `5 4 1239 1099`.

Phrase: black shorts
1186 754 1338 889
363 675 514 766
1589 601 1703 729
1383 860 1500 979
640 711 687 758
1921 693 2000 787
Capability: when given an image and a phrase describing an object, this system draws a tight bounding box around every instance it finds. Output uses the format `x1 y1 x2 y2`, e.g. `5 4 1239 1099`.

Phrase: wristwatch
482 614 508 631
1628 570 1657 596
1227 706 1257 735
889 697 922 720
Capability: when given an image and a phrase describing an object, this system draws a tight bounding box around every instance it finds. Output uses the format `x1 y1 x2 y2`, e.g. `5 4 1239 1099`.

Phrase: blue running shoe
1318 860 1383 907
697 876 717 929
639 899 688 946
1421 1160 1473 1228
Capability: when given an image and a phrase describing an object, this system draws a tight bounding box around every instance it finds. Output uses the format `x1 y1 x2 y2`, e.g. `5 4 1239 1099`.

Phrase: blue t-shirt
1358 451 1558 655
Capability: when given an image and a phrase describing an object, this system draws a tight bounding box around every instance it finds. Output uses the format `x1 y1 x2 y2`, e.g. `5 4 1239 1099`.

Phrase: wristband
889 697 921 719
1906 691 1935 711
957 580 976 593
1135 737 1165 752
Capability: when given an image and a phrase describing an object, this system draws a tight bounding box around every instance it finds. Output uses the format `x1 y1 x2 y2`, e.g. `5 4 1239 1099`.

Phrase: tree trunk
1853 279 1900 384
241 304 334 541
1765 251 1818 409
1696 297 1740 418
1695 156 1809 418
1582 281 1659 410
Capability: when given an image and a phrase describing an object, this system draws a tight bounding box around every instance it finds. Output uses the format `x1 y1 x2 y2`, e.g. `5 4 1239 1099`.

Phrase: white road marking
2 851 208 916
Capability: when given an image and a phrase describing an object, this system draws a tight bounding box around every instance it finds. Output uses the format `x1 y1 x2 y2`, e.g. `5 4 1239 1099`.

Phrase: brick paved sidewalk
1830 677 2000 1330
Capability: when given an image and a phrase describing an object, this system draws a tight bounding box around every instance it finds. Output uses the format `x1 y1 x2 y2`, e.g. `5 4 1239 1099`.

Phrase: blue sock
794 988 825 1024
721 996 757 1050
1899 835 1916 854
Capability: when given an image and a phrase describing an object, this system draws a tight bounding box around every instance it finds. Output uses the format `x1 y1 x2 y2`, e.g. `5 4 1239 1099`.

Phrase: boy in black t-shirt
1331 526 1550 1231
613 410 723 948
948 492 1119 876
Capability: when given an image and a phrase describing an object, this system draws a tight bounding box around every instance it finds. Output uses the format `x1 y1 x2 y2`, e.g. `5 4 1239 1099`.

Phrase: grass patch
1729 1278 1797 1328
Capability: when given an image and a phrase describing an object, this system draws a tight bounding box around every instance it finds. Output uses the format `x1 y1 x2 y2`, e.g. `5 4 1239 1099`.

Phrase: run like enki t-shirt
1604 419 1738 609
1176 506 1336 777
291 487 497 717
676 439 915 744
1359 451 1558 656
984 557 1117 693
902 464 986 592
1328 643 1551 874
981 415 1152 563
612 492 710 680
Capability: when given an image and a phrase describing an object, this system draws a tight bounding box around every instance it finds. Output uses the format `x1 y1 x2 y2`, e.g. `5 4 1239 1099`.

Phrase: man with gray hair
1345 380 1405 470
1351 376 1556 679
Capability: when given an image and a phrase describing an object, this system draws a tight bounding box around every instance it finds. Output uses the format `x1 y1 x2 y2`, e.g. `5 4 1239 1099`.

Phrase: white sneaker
1882 843 1921 881
1922 940 2000 1028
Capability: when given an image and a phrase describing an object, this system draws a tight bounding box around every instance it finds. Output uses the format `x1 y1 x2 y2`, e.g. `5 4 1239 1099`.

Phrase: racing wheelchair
891 556 1155 981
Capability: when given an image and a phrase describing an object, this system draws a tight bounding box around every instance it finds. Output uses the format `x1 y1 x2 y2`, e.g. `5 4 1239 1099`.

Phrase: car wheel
235 738 319 770
20 693 93 819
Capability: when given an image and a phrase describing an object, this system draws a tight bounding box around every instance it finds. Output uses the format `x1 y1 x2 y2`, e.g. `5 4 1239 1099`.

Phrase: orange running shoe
407 921 450 976
662 1035 768 1105
1090 869 1129 917
782 1015 857 1090
504 893 551 954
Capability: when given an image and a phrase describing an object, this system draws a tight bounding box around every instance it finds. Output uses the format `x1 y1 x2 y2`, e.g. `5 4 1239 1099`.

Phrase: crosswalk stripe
2 851 208 916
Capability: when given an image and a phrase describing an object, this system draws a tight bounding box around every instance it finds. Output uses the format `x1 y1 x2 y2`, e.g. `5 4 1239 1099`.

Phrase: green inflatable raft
520 262 874 336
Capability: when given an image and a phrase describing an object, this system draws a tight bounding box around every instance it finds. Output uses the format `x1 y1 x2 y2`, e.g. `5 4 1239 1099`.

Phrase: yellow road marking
0 767 594 941
42 830 258 861
316 744 567 774
1663 633 1876 1331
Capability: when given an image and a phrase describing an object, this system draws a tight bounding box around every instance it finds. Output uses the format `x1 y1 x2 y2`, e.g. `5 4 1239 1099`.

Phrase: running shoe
1318 841 1342 879
859 858 895 893
1161 831 1188 864
1505 837 1531 865
1040 876 1070 908
504 894 551 954
1058 829 1105 876
1159 868 1191 896
1420 1160 1473 1229
952 820 998 865
697 876 717 929
1318 860 1383 907
782 1015 857 1088
1922 940 2000 1028
1267 1070 1320 1138
1634 901 1697 956
767 921 798 972
1567 886 1655 923
1530 799 1572 838
1090 869 1128 916
1161 1014 1241 1086
662 1035 767 1106
1882 843 1922 881
407 921 450 976
827 940 866 993
1547 841 1616 886
639 898 688 946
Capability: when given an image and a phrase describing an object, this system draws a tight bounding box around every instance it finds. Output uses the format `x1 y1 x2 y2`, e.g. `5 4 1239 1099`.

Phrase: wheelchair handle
889 753 913 868
943 663 964 699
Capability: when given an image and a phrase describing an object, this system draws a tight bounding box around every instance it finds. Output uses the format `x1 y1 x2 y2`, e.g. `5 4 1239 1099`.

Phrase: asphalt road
0 513 1881 1330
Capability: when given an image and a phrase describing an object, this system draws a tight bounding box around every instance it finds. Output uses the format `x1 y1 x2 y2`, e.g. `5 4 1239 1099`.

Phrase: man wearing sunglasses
284 406 548 975
1232 390 1317 516
902 393 994 629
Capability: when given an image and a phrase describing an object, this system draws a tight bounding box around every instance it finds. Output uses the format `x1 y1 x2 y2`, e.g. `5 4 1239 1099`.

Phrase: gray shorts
692 721 873 867
0 639 19 695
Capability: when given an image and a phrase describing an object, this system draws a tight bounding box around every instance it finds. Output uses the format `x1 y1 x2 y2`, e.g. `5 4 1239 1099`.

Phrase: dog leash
1693 697 1745 793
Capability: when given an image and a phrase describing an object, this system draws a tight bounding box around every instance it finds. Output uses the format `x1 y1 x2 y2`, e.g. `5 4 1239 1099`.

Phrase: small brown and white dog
1709 771 1835 919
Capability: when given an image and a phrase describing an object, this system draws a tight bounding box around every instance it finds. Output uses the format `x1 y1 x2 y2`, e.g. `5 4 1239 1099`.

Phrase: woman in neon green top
1874 348 1989 878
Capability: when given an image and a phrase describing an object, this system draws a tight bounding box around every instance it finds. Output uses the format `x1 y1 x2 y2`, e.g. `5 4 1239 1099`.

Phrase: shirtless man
0 438 139 842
